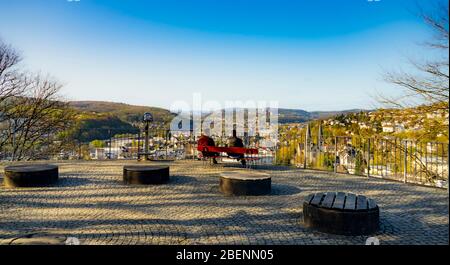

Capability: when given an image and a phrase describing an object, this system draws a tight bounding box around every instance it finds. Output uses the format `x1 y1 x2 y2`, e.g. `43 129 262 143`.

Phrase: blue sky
0 0 443 111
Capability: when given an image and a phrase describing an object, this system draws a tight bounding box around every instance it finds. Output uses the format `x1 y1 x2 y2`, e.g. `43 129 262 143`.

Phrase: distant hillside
71 114 139 142
309 109 368 120
277 109 311 123
69 101 176 125
278 108 367 123
200 108 367 123
67 100 368 137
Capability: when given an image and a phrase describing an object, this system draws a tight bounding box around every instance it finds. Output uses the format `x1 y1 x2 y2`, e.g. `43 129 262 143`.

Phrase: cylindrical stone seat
219 171 271 196
0 233 69 245
123 165 170 185
303 192 380 235
3 164 59 188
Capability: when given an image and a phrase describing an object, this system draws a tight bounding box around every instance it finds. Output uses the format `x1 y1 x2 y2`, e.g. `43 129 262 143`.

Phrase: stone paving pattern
0 160 448 245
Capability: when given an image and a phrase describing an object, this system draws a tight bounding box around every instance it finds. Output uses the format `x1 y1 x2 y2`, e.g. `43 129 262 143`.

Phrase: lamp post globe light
143 112 153 123
143 112 153 161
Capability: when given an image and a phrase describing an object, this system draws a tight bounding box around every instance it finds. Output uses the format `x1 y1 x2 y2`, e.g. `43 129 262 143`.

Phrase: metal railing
276 135 448 188
71 129 197 161
75 130 277 163
2 127 447 188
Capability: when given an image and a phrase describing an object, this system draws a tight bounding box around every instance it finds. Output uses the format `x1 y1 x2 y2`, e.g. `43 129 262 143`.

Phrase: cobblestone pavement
0 160 448 245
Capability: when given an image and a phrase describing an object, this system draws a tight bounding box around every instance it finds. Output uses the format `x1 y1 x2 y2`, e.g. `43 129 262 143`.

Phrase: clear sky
0 0 443 111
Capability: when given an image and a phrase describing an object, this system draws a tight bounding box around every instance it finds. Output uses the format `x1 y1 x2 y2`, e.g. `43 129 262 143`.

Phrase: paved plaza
0 160 448 245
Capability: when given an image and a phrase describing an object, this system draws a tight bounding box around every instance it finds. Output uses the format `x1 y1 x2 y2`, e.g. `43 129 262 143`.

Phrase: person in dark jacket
197 134 219 164
227 130 246 166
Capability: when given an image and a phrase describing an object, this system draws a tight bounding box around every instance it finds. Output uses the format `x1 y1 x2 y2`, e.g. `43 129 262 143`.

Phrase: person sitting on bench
197 133 219 164
227 130 246 166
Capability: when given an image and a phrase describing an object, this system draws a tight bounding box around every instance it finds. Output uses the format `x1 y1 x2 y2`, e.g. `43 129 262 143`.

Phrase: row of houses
323 109 448 135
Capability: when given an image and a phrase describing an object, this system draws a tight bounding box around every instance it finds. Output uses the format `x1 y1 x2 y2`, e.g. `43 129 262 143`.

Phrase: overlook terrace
0 160 448 245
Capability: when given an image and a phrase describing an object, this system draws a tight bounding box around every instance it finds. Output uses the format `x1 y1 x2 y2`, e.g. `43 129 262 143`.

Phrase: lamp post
143 112 153 161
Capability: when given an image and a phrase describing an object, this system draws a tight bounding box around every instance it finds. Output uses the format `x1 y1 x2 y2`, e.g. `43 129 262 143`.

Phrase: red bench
197 145 258 155
197 145 259 165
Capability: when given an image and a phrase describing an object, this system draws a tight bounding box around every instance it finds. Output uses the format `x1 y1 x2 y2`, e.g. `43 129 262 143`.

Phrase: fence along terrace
15 124 445 189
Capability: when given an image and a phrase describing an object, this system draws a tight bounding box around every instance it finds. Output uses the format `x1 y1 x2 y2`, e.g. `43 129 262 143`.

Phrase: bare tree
381 2 448 107
380 1 449 139
376 2 449 183
0 39 76 160
0 40 24 158
10 77 76 160
0 40 25 122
